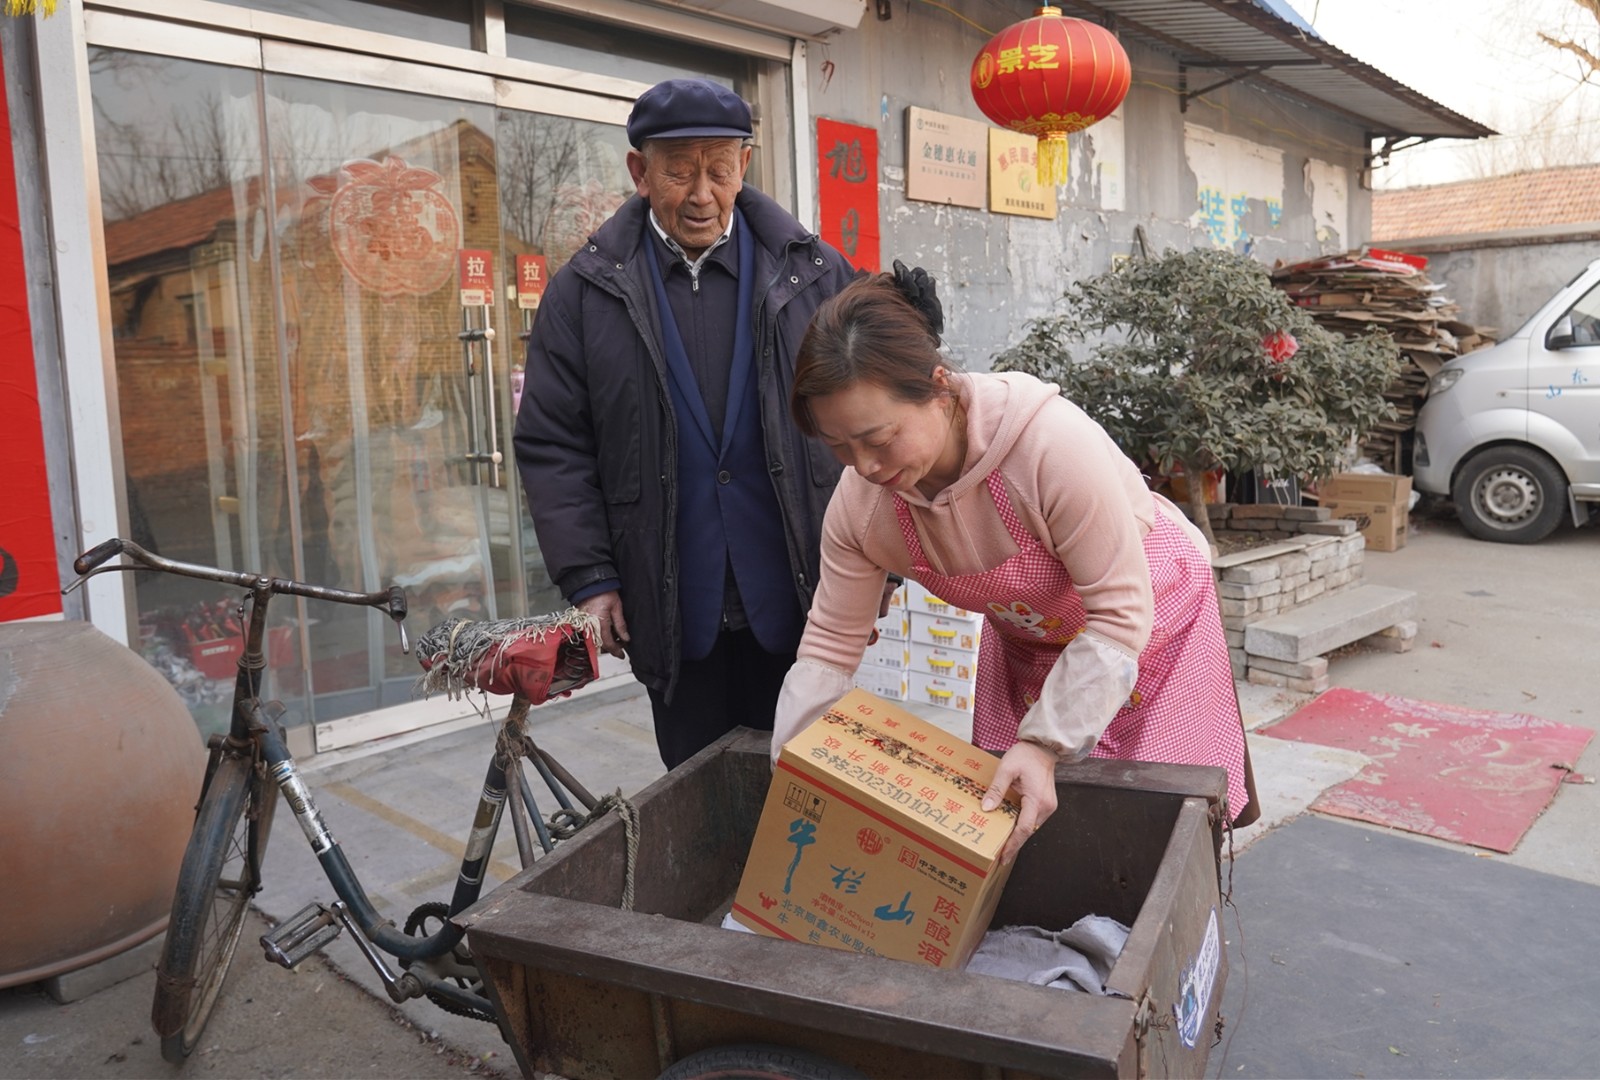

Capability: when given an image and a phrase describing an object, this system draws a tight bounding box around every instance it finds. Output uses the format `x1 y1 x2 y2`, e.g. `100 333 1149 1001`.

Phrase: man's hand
578 591 630 659
982 740 1060 865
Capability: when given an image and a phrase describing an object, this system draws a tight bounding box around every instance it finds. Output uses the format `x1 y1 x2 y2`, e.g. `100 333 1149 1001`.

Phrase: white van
1413 258 1600 543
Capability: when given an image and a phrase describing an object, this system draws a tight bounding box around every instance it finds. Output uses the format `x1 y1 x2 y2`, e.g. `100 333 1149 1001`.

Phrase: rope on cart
548 789 641 911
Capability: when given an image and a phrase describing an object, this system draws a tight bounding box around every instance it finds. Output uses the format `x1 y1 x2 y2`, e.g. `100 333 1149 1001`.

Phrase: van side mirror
1547 315 1576 350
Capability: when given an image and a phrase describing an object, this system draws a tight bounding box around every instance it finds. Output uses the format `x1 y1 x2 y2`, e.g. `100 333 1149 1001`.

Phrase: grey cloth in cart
966 916 1131 996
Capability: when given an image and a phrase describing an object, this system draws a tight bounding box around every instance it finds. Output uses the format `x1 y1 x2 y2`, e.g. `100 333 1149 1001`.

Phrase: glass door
91 50 303 740
264 76 515 723
86 10 778 747
492 107 635 618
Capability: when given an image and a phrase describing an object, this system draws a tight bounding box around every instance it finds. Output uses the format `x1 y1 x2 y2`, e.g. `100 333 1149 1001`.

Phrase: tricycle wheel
658 1043 865 1080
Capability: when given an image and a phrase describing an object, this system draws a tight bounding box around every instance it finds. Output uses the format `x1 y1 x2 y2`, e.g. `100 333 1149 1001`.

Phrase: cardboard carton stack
731 688 1017 970
1318 472 1412 552
852 583 910 701
1271 247 1494 473
905 583 983 716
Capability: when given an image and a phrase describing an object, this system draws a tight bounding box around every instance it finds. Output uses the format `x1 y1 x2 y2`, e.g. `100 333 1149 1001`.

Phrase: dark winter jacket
513 186 857 698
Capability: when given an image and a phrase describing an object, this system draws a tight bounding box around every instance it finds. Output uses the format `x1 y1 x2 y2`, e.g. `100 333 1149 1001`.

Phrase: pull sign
459 249 493 307
515 254 548 311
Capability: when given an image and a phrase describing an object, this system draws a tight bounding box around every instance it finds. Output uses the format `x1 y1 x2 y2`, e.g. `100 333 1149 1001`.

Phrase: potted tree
994 247 1401 547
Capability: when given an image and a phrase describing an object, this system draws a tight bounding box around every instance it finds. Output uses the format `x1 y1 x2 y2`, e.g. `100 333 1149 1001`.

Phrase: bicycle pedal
260 902 343 969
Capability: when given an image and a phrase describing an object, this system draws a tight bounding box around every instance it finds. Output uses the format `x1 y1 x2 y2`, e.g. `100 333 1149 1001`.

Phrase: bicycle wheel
152 752 277 1063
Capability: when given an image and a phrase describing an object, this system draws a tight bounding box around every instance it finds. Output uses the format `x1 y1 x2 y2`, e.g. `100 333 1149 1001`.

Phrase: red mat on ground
1264 688 1593 853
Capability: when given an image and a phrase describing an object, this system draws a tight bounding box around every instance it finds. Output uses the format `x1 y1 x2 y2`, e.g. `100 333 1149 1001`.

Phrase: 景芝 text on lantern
969 6 1131 186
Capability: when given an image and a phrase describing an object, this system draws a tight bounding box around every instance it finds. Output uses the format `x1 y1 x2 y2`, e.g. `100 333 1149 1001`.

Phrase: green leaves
994 248 1401 489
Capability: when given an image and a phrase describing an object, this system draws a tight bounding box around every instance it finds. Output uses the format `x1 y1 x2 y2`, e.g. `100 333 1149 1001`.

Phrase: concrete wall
805 2 1373 371
1405 239 1600 338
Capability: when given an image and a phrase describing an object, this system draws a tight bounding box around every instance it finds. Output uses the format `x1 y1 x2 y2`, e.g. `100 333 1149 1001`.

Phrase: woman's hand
982 740 1060 865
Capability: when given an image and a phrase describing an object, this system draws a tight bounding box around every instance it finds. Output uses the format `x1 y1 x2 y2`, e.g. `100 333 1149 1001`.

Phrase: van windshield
1512 264 1599 340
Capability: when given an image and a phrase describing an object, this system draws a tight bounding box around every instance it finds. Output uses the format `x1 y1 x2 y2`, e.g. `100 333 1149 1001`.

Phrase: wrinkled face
627 137 751 258
809 376 962 497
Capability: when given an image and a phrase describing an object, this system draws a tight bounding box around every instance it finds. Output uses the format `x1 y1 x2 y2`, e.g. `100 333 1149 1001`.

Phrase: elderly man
513 78 858 768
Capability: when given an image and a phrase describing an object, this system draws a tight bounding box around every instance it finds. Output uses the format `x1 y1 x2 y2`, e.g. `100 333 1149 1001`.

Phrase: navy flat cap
626 78 753 148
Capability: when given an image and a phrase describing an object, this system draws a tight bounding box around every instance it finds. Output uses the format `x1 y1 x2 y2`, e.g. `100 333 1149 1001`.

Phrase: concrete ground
3 499 1595 1079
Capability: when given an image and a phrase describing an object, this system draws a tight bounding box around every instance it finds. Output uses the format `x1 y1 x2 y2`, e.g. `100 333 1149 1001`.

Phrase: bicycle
65 538 615 1064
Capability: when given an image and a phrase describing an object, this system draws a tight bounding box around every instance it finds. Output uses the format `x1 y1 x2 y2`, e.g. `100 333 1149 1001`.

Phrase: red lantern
970 6 1131 186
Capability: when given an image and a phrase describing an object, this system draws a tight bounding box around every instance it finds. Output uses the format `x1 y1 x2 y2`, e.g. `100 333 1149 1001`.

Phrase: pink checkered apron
893 471 1247 816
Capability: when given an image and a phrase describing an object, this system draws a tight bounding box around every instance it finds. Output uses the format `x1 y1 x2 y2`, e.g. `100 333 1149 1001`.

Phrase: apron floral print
892 471 1247 816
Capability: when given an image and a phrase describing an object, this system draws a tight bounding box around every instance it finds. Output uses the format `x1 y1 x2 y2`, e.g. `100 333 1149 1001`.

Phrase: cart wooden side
459 729 1229 1079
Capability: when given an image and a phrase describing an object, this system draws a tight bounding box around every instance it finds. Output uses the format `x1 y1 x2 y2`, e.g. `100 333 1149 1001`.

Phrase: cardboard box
906 581 982 621
874 610 910 643
852 663 909 701
731 689 1017 970
910 671 977 714
861 634 911 672
910 612 981 651
1320 472 1411 552
885 583 907 610
910 641 977 683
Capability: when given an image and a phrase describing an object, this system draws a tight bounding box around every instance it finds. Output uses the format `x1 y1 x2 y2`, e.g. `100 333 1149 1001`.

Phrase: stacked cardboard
853 583 910 701
1320 472 1412 553
906 583 983 715
853 583 984 713
1271 248 1494 474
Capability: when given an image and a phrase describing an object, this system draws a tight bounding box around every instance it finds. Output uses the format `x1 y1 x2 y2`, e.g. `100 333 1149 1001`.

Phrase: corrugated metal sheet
1058 0 1494 140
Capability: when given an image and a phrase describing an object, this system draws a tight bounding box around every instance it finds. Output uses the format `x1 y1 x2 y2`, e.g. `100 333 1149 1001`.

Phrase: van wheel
657 1043 865 1080
1451 446 1567 543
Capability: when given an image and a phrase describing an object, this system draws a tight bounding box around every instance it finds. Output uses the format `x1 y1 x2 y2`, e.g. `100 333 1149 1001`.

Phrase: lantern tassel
4 0 58 13
1037 132 1069 187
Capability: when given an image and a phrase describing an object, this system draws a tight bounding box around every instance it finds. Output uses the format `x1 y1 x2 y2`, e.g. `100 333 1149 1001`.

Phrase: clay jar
0 620 205 988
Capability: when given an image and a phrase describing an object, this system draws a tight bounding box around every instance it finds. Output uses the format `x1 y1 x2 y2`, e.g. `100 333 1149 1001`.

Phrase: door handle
480 317 502 488
458 314 503 487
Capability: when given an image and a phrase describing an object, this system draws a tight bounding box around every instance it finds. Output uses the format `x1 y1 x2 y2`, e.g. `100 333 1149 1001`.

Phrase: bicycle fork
254 721 512 1006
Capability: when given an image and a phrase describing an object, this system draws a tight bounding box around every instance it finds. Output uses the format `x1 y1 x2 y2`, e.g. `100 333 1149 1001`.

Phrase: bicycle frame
66 540 499 973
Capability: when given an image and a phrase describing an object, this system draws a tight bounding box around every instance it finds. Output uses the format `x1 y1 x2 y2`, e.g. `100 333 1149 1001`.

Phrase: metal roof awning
1058 0 1495 142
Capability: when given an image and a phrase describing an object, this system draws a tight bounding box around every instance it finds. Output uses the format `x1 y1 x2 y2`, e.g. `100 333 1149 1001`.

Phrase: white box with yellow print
852 662 909 701
911 642 977 683
909 671 977 714
862 633 911 672
906 581 983 622
910 612 981 652
874 608 911 643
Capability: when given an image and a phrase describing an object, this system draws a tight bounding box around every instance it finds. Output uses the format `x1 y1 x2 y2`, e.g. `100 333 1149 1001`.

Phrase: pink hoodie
797 370 1167 671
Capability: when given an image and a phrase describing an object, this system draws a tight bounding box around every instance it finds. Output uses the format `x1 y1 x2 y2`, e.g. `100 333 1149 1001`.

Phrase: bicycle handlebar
73 538 125 575
66 538 410 651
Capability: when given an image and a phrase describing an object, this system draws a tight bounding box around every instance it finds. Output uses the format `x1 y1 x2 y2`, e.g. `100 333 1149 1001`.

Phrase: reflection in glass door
91 50 303 739
492 109 634 617
264 78 514 722
89 37 699 744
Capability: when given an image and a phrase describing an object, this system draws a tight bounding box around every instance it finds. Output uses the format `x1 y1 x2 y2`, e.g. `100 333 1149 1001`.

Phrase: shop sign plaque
988 129 1057 220
905 107 987 208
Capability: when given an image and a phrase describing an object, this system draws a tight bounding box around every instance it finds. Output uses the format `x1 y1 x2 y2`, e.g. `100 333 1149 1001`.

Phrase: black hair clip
891 258 945 336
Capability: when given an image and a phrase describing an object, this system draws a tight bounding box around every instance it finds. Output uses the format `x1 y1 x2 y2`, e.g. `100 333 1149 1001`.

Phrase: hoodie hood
964 370 1063 469
898 371 1062 506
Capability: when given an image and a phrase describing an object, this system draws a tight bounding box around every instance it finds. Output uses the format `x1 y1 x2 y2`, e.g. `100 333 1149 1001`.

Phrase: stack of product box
850 582 910 701
906 582 982 715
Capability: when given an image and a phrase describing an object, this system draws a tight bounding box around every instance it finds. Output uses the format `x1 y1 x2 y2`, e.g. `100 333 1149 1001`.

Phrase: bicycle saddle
414 610 601 704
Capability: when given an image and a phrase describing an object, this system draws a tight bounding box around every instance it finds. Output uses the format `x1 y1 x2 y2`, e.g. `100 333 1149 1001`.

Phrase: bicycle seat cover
415 611 601 703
